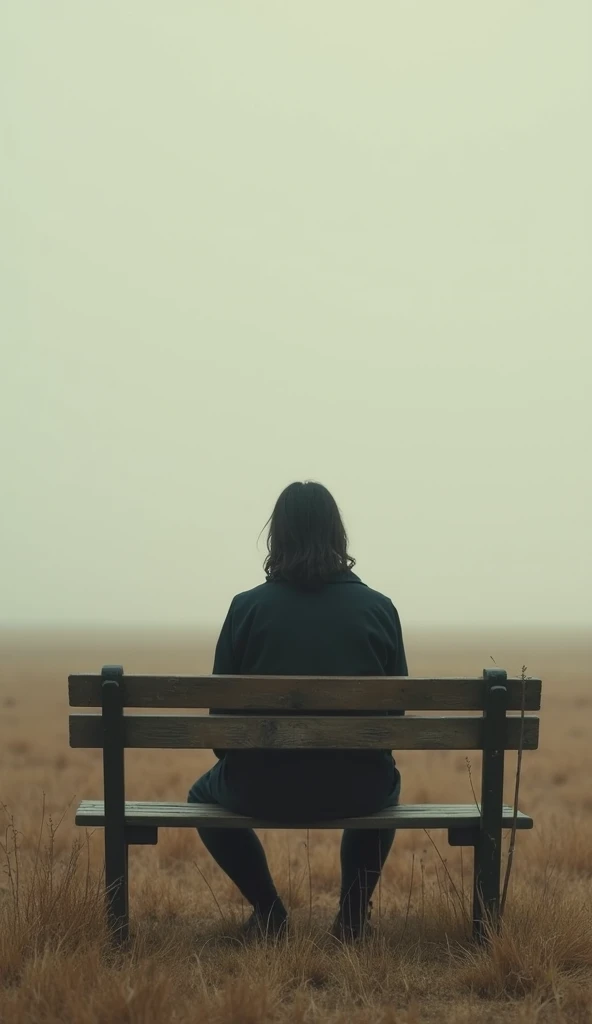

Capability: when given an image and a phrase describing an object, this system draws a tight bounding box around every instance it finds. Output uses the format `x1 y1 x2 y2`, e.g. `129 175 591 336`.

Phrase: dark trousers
188 760 401 921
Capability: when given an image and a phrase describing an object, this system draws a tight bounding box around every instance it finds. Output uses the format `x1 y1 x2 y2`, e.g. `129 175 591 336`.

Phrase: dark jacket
210 570 408 818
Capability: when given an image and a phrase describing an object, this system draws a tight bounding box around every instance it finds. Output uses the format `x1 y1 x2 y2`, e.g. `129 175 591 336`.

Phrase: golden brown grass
1 626 591 1023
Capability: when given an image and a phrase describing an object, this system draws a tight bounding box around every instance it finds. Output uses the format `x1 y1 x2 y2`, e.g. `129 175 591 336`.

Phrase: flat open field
1 627 591 1023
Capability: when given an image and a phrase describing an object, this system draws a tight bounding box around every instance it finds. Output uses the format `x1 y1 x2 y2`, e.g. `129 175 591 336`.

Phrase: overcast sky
2 1 591 630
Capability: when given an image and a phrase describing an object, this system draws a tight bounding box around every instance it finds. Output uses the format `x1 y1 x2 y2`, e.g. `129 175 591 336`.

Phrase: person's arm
386 602 407 716
212 601 237 676
209 600 237 758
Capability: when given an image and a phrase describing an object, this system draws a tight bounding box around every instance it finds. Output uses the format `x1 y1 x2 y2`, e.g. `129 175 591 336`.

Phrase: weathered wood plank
68 674 542 711
69 713 539 750
75 799 534 831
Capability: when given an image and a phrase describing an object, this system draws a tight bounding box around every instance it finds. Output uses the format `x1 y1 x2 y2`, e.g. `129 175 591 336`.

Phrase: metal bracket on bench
125 826 158 845
448 826 479 847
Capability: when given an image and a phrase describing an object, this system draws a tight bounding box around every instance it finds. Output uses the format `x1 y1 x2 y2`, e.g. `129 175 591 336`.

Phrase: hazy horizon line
2 622 590 638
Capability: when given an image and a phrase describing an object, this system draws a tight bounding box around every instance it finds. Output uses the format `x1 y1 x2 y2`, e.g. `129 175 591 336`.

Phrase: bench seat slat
68 674 542 711
75 800 534 831
69 713 539 750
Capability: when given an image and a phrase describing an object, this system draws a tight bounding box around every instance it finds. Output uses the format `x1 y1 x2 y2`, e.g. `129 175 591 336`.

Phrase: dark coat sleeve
212 602 237 675
210 601 237 759
386 602 408 676
385 602 407 716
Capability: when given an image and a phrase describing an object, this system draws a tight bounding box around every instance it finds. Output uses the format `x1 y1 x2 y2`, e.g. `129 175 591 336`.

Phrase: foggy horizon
2 2 591 632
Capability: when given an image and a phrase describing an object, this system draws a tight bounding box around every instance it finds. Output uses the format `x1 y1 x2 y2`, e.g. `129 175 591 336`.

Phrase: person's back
188 480 408 940
212 569 407 818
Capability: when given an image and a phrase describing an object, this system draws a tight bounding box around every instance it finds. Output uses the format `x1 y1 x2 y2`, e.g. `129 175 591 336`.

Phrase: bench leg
104 828 156 943
473 825 502 942
448 825 503 941
105 831 129 944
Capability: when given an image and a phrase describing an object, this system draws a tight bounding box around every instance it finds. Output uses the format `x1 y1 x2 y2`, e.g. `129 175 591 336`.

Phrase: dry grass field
1 626 591 1023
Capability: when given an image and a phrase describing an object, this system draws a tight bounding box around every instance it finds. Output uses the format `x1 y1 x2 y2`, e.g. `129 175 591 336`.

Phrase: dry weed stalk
0 801 103 967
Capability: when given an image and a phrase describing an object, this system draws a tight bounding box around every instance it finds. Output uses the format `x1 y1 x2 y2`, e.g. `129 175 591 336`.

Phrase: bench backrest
69 667 541 752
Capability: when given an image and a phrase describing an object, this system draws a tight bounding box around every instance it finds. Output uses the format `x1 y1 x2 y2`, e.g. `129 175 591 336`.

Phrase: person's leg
188 767 287 928
338 827 396 935
336 771 401 938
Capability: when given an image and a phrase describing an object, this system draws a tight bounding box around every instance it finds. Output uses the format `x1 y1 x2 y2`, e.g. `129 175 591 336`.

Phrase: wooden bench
68 666 541 944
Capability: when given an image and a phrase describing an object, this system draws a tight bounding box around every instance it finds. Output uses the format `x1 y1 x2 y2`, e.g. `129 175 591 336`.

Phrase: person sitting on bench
188 480 408 940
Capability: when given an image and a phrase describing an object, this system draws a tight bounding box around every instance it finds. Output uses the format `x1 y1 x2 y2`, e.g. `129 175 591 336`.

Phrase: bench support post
473 669 507 942
102 665 129 945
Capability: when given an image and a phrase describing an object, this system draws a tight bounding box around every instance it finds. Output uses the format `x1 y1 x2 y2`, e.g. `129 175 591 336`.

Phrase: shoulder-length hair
263 481 355 586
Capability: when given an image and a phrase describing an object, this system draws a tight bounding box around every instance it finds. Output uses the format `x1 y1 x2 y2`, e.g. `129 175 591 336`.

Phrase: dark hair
263 481 355 587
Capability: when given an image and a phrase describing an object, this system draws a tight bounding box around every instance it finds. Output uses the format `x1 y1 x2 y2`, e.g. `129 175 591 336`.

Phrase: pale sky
2 1 591 630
